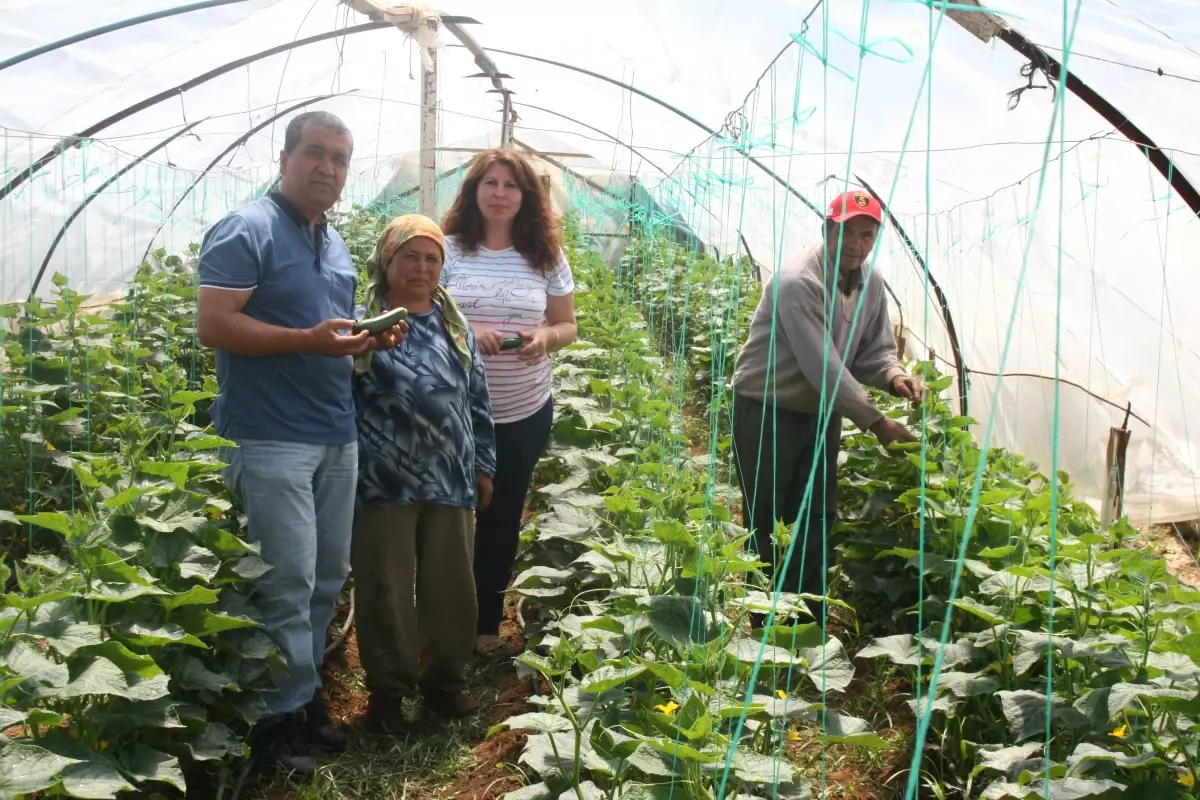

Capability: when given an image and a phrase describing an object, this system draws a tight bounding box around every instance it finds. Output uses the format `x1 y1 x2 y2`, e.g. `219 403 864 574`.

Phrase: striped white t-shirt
441 235 576 425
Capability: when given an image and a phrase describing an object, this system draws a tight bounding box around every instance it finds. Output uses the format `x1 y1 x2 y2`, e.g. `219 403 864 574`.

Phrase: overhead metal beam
0 0 254 73
0 10 474 205
336 1 477 27
448 43 826 220
442 19 507 94
437 145 593 159
138 92 345 266
32 118 208 299
518 99 906 320
482 48 940 383
512 138 608 196
513 102 672 179
442 18 519 143
512 101 725 233
947 0 1200 217
377 163 465 204
0 21 392 204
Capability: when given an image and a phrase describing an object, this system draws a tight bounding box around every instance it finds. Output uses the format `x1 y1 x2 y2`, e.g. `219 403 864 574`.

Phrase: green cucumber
499 336 524 351
351 307 408 335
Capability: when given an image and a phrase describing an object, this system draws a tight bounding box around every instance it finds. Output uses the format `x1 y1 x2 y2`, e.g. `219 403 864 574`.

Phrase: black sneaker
305 694 349 753
254 712 316 778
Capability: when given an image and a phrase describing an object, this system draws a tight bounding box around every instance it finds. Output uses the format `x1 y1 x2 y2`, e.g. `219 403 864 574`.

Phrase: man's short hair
284 111 352 154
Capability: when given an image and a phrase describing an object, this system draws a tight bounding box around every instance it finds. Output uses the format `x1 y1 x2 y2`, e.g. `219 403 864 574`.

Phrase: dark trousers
352 505 476 698
474 397 554 636
732 394 841 597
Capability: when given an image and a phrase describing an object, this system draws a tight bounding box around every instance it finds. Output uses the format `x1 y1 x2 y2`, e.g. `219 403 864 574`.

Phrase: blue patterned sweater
352 302 497 510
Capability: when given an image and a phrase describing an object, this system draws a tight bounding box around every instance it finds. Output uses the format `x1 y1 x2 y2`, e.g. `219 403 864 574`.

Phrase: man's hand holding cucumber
312 307 409 358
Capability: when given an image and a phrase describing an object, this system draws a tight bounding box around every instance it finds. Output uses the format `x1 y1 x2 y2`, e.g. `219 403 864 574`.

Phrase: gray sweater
731 244 904 431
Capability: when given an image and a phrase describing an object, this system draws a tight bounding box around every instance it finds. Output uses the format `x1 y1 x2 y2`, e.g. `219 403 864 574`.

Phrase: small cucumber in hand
499 336 524 352
351 307 408 335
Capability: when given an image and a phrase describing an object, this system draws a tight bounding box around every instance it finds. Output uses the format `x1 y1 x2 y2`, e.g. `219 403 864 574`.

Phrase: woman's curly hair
441 148 562 274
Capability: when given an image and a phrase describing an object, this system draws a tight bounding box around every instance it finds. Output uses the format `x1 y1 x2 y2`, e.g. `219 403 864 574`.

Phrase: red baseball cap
827 190 883 224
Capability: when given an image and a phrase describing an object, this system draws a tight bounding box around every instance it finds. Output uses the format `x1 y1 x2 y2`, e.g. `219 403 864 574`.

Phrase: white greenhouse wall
1 0 1198 526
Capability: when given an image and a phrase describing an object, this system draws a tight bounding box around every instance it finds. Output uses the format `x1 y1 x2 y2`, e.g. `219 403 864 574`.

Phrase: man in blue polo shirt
197 110 404 777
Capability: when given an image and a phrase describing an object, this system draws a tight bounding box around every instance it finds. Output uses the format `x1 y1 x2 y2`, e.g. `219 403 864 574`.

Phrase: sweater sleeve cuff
849 404 885 432
881 365 906 394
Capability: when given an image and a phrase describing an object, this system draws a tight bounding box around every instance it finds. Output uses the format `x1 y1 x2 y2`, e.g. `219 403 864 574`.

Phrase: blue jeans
222 439 357 716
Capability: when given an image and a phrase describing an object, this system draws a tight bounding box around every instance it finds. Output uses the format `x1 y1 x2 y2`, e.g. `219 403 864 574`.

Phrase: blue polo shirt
198 190 358 446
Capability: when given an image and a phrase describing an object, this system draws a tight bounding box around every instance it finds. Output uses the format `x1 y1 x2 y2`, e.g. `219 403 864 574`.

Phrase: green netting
2 4 1200 800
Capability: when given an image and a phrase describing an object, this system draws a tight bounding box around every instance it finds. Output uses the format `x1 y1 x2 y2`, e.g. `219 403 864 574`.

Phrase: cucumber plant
497 216 1200 800
841 373 1200 799
0 250 273 798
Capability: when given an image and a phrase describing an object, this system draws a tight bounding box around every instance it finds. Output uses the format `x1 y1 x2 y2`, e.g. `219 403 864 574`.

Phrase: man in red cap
730 189 925 606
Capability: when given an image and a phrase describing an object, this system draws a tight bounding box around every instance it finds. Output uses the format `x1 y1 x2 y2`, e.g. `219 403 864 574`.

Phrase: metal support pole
419 45 438 218
738 231 761 283
855 174 967 417
501 90 515 148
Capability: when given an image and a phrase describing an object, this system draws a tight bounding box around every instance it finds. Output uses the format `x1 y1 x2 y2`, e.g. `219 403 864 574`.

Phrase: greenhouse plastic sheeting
1 0 1199 525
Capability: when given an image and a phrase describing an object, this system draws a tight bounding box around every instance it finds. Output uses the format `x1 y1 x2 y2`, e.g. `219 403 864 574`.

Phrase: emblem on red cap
827 190 882 223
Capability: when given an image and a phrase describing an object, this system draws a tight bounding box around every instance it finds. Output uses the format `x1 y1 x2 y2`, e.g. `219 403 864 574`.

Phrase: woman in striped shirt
441 149 578 656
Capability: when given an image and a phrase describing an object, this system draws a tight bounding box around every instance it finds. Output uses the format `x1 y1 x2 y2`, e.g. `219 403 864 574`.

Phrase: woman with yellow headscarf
350 214 496 733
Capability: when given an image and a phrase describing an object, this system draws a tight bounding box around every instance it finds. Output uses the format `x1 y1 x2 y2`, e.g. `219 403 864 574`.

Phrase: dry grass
241 595 537 800
1135 521 1200 589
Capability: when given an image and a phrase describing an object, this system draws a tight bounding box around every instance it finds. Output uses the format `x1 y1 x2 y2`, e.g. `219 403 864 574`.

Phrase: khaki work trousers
351 504 477 699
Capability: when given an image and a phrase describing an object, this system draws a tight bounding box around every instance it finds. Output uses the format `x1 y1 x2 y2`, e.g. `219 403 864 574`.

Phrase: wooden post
419 43 438 218
1101 404 1133 529
894 323 907 359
